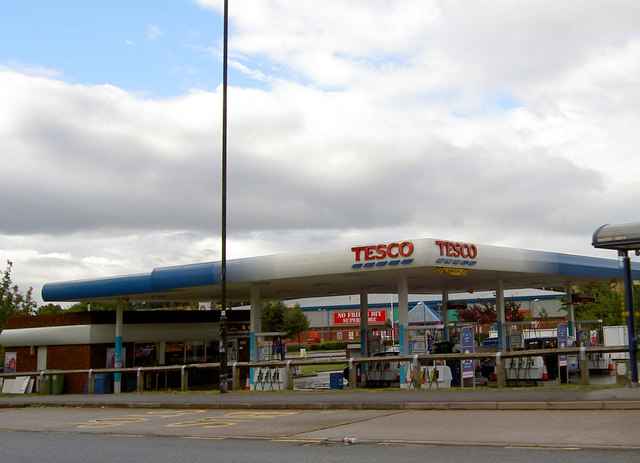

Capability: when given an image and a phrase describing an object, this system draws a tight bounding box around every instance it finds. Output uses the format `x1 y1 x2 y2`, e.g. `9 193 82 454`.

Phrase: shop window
134 343 158 366
205 340 219 363
164 342 185 365
186 341 206 363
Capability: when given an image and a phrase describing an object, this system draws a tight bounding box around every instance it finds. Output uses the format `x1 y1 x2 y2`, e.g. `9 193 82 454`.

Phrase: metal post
318 309 323 341
219 310 228 393
621 252 638 386
219 0 229 395
326 309 331 342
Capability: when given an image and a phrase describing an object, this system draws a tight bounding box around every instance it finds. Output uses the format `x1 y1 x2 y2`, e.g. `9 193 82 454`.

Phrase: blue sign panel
461 327 474 379
557 323 568 367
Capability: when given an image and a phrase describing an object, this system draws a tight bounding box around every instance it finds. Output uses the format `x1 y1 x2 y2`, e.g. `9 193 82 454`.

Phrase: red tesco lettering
435 240 477 259
352 241 414 261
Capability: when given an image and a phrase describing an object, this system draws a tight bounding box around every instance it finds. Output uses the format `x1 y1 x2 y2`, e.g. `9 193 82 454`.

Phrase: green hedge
308 341 348 351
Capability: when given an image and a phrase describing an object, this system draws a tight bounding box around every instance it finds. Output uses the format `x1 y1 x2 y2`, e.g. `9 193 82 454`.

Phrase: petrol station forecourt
38 236 640 389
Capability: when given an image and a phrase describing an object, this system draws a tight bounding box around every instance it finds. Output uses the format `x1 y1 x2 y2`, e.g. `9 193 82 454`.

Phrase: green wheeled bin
51 374 65 394
39 375 52 395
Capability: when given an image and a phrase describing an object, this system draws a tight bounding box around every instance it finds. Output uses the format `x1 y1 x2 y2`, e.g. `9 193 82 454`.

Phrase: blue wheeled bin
329 372 343 389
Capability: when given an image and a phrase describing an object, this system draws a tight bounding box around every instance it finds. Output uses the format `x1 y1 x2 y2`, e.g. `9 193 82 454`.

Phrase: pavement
1 380 639 411
3 372 639 451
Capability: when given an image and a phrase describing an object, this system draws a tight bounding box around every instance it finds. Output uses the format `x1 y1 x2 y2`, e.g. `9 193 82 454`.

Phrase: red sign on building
333 310 387 325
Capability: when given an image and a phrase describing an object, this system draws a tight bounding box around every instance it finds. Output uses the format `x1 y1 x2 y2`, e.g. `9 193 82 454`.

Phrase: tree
459 302 495 325
283 304 310 344
35 303 65 315
572 283 625 327
1 261 37 330
66 301 136 312
260 300 287 332
458 299 524 324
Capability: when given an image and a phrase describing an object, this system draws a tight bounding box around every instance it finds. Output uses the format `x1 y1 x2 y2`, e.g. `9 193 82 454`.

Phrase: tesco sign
351 241 414 261
435 240 477 259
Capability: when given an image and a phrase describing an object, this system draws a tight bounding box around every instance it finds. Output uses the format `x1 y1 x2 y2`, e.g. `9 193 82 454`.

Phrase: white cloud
3 1 640 303
147 25 166 40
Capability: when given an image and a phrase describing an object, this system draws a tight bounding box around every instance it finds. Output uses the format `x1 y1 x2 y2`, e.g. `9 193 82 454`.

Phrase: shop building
0 309 251 393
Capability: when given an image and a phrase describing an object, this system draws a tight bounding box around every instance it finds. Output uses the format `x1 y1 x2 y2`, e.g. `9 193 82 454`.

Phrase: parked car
480 358 495 380
481 337 499 347
431 341 461 354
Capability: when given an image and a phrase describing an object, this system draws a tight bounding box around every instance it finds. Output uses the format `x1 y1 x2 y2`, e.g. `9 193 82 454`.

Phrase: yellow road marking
71 409 206 428
72 417 149 428
271 439 323 444
167 418 235 428
223 411 297 419
504 446 581 451
181 436 225 440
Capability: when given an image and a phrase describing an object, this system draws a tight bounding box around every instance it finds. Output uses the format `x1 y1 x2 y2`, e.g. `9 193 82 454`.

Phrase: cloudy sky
2 0 639 304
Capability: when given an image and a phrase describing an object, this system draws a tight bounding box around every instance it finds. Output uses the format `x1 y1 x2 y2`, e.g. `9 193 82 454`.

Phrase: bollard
579 347 590 386
285 360 294 390
496 352 506 388
231 362 240 391
180 365 188 392
136 367 143 392
348 358 357 389
412 354 421 389
87 369 95 395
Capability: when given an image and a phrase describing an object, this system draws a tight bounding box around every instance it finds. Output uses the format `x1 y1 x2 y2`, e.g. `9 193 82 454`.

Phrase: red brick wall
11 347 37 372
46 345 90 394
7 344 121 394
6 312 97 329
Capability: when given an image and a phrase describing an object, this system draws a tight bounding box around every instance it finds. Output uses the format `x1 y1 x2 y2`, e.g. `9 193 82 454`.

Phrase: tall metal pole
326 309 330 342
621 251 638 386
219 0 229 394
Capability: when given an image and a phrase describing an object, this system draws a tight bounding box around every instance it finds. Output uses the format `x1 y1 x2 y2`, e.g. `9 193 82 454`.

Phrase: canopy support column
566 283 575 337
248 286 262 391
250 286 261 363
496 279 505 351
358 291 369 386
621 251 638 386
398 275 409 387
360 291 369 358
114 299 124 394
442 290 450 341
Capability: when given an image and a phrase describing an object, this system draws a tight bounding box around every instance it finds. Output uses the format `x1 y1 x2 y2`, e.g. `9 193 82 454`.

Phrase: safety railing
0 345 635 394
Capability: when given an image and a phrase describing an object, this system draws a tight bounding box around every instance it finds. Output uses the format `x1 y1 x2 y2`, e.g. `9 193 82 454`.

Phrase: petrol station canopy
41 237 640 304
